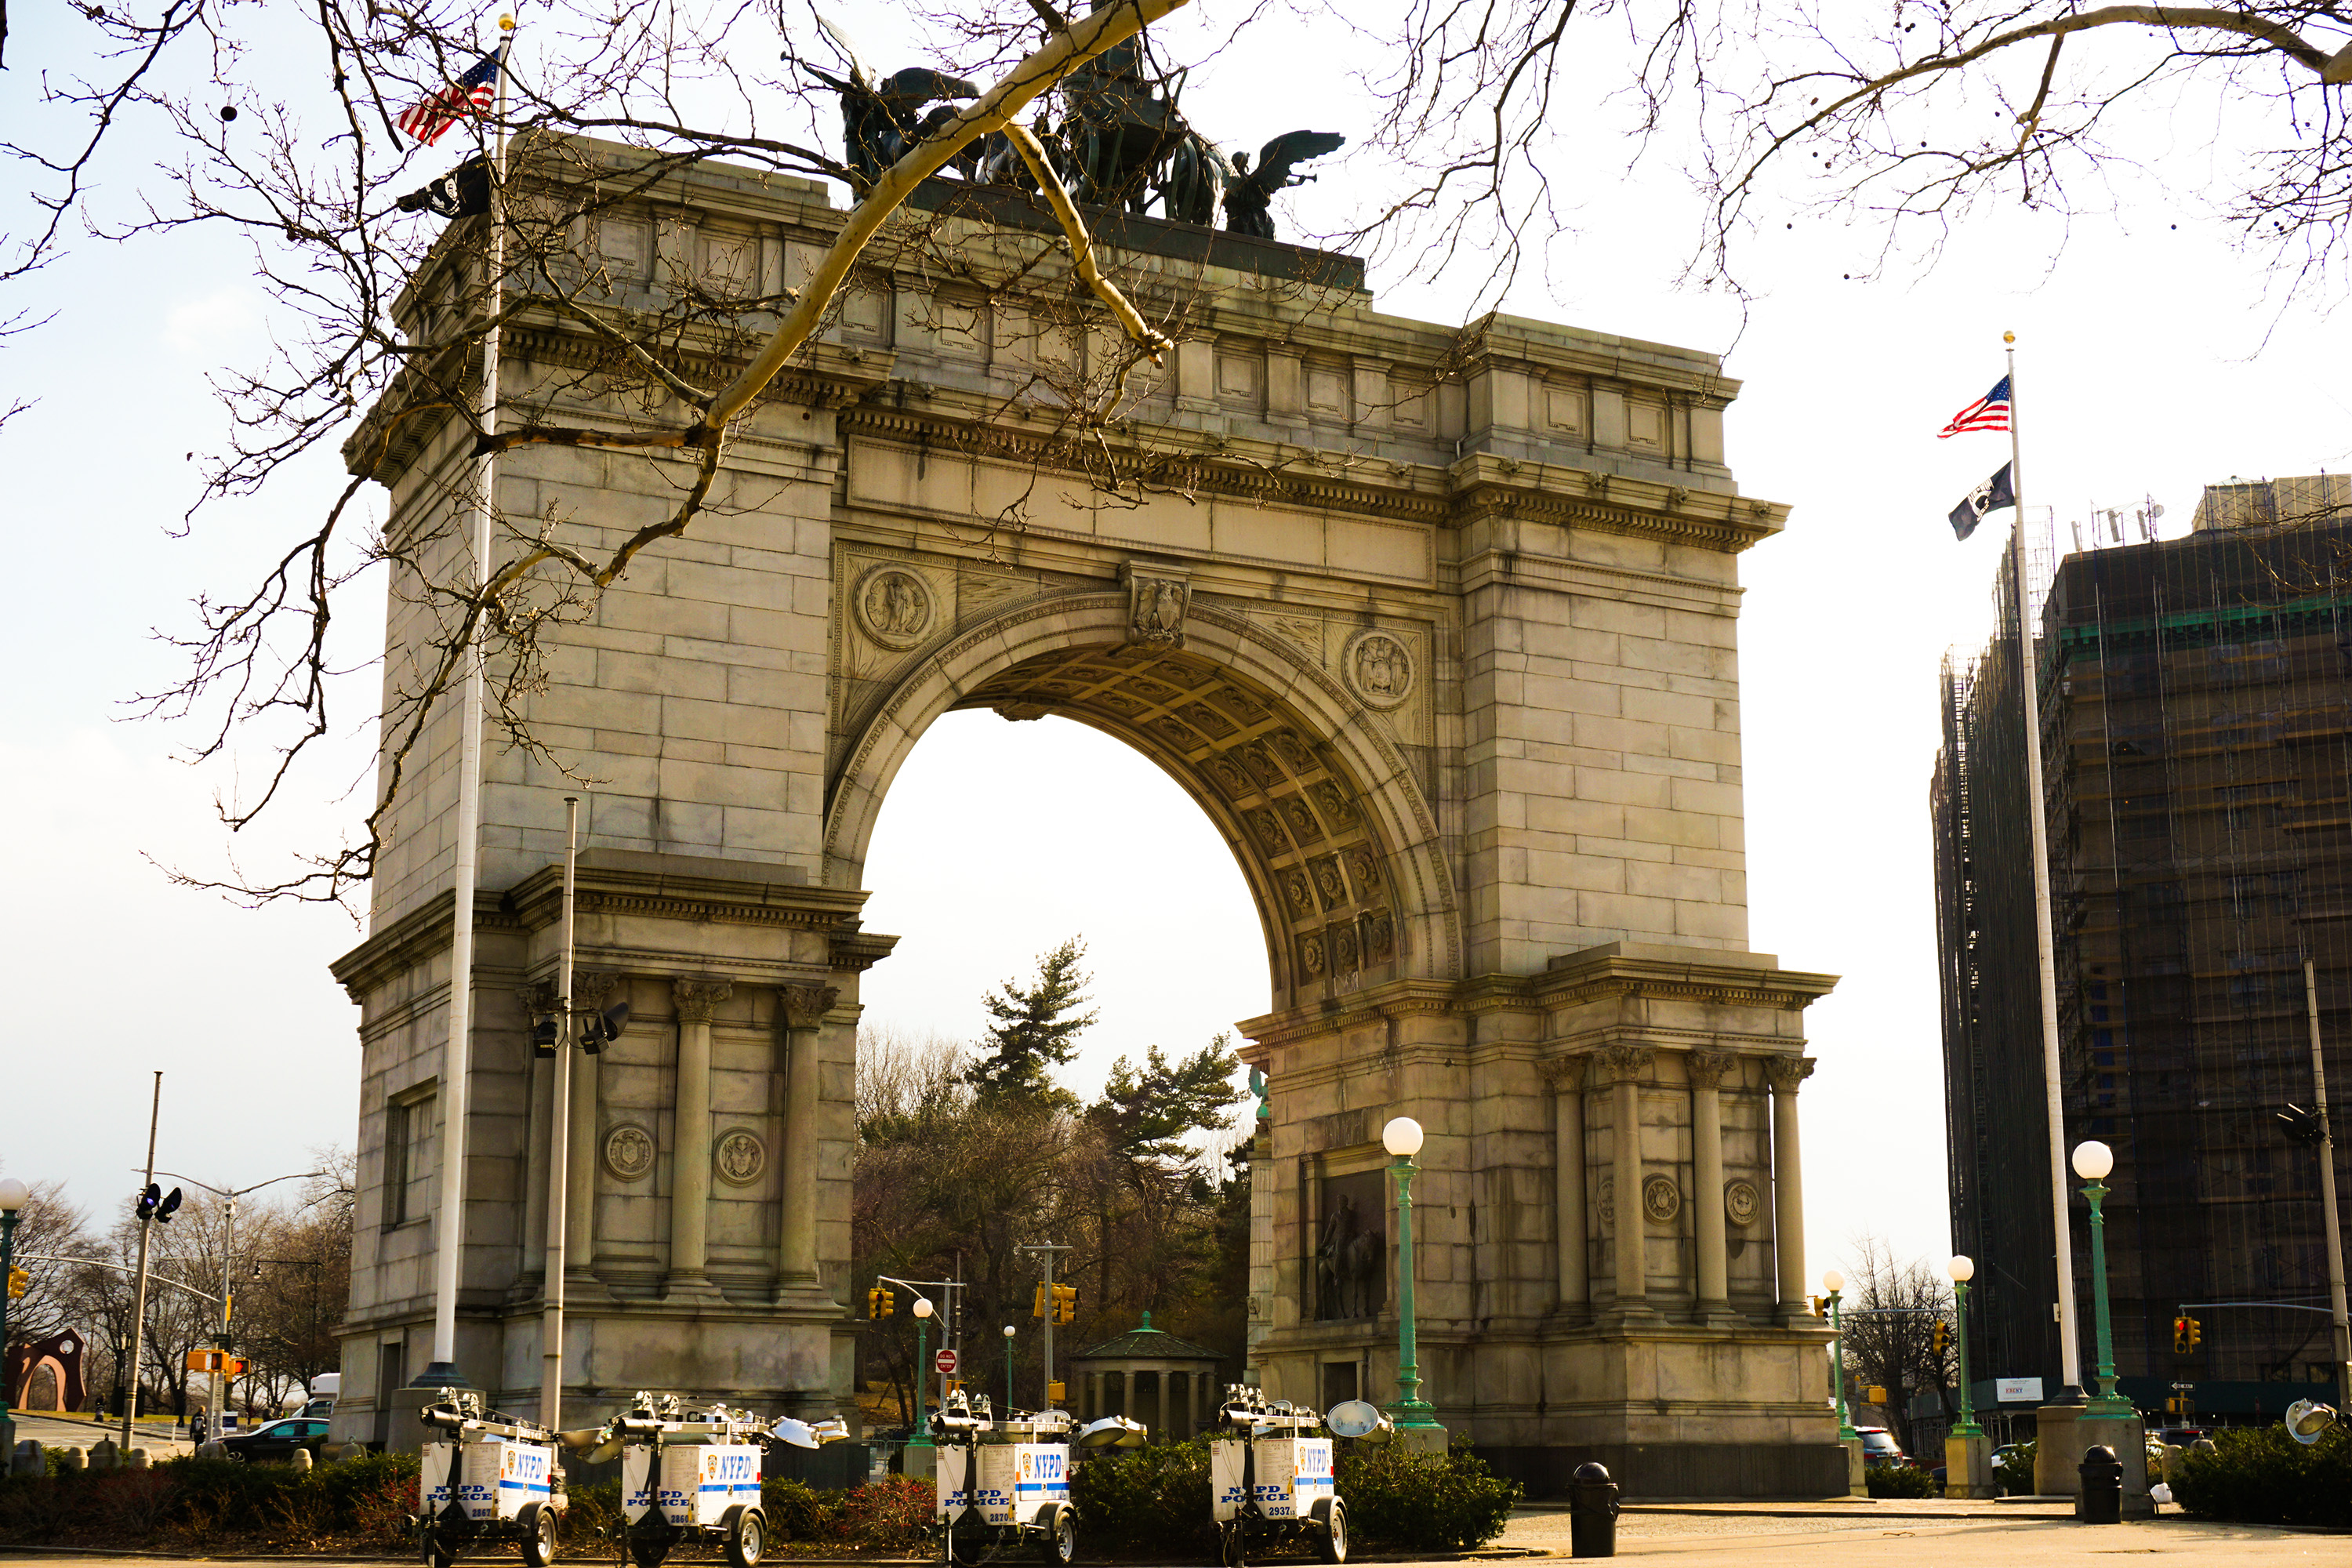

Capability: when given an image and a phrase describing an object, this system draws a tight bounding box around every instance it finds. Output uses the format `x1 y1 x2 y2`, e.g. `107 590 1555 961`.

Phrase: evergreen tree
967 937 1098 1107
1091 1035 1245 1164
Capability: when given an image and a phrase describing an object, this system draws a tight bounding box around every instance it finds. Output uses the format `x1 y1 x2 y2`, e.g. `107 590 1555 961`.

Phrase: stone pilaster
1594 1044 1656 1321
664 978 732 1302
1687 1049 1734 1323
1766 1055 1816 1321
1541 1054 1590 1317
777 984 837 1294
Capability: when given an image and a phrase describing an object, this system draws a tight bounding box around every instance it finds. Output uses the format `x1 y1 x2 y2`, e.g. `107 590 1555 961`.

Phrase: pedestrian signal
6 1267 27 1300
866 1285 895 1319
1047 1381 1065 1405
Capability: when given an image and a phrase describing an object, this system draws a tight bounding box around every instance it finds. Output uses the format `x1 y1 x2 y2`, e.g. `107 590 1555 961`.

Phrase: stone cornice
330 888 522 1005
504 852 869 937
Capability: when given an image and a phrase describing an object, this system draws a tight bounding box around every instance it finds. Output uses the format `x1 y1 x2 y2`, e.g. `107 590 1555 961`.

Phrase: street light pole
2071 1142 2134 1417
1824 1269 1855 1440
0 1178 28 1457
153 1167 329 1439
539 795 580 1431
1380 1117 1441 1430
1002 1324 1016 1415
910 1298 935 1452
2302 960 2352 1406
124 1072 162 1447
1948 1256 1982 1437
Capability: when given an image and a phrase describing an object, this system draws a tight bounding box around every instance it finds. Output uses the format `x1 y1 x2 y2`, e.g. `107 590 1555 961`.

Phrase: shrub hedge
2171 1425 2352 1528
1864 1463 1937 1499
0 1452 419 1549
1069 1438 1217 1555
1993 1440 2035 1497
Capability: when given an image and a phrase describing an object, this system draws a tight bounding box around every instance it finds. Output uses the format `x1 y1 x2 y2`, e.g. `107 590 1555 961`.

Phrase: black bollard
1568 1461 1621 1558
2077 1444 2122 1524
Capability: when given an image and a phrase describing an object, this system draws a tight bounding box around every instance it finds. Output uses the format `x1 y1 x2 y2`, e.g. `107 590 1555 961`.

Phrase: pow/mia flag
1948 462 2016 541
394 156 491 220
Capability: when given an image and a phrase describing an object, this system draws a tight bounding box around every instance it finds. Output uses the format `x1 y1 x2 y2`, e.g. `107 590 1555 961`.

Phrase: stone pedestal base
2075 1413 2154 1519
1944 1433 1994 1498
1842 1436 1866 1497
901 1445 936 1481
1396 1425 1449 1455
2033 1403 2081 1497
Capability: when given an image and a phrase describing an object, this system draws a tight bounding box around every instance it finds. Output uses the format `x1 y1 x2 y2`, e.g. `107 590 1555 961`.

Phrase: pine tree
1091 1035 1245 1164
966 937 1098 1106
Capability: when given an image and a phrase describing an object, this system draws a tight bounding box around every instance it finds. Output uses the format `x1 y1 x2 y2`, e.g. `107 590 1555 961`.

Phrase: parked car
218 1417 331 1462
1854 1427 1907 1467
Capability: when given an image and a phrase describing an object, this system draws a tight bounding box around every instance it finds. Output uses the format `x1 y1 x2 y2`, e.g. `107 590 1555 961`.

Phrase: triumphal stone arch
329 139 1842 1494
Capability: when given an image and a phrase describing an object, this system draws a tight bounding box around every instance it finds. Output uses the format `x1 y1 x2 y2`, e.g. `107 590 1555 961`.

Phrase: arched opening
823 597 1460 1012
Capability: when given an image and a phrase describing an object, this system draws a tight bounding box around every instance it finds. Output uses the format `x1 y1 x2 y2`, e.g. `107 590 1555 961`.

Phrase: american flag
395 44 506 147
1937 375 2012 438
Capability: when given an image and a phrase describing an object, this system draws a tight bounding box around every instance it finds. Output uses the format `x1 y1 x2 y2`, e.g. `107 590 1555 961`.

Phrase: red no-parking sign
935 1347 959 1376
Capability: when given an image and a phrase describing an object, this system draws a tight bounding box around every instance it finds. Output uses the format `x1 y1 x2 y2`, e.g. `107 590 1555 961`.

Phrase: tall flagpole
420 17 516 1389
2004 330 2085 1397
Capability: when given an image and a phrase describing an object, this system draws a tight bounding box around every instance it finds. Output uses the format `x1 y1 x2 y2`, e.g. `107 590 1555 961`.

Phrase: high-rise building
1934 478 2352 1421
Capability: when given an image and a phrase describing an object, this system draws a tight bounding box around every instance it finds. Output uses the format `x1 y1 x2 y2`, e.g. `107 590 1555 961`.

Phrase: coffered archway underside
821 597 1461 1011
960 642 1397 1001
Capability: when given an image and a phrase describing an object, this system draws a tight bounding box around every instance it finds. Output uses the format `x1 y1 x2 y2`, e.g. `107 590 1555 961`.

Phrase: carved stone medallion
713 1129 767 1187
603 1123 656 1182
1343 629 1416 710
1724 1178 1762 1229
1596 1174 1613 1229
1642 1174 1682 1225
853 565 935 651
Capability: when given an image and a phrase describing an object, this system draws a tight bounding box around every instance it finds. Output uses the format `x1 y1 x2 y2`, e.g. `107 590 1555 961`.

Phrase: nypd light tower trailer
416 1389 565 1568
932 1391 1143 1566
585 1392 847 1568
1210 1387 1345 1568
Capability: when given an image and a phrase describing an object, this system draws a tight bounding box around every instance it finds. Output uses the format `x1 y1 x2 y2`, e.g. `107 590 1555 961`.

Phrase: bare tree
1835 1233 1960 1457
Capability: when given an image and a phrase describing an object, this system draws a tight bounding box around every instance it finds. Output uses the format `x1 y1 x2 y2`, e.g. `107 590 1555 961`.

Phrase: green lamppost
1824 1269 1857 1440
2072 1141 2136 1417
0 1178 29 1457
1002 1324 1016 1416
1947 1255 1982 1437
1381 1116 1442 1430
909 1297 936 1451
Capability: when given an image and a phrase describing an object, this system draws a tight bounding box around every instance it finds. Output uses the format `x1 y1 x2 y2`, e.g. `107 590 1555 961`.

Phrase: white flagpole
421 17 516 1388
2003 330 2085 1397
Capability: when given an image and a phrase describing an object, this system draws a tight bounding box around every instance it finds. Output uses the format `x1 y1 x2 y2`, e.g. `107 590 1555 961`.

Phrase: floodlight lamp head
1947 1255 1975 1283
913 1297 934 1319
1821 1269 1844 1293
0 1178 28 1211
1381 1116 1424 1157
2285 1399 2338 1444
2071 1140 2114 1181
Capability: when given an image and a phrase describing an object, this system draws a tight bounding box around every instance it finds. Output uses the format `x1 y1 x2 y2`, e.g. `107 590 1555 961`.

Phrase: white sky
3 2 2347 1327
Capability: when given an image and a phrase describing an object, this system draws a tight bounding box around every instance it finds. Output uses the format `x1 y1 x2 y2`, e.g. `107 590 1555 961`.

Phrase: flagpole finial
2003 331 2016 345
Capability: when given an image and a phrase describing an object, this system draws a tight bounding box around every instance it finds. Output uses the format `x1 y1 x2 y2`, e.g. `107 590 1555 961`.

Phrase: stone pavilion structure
327 137 1842 1494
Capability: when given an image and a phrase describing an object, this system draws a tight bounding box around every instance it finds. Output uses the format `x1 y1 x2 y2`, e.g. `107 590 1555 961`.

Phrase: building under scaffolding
1934 477 2352 1421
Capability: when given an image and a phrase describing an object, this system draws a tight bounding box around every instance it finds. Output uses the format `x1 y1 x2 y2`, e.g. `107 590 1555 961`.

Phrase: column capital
672 977 733 1024
1764 1054 1817 1092
1592 1044 1655 1087
1686 1049 1736 1088
575 970 623 1010
1537 1052 1588 1091
779 984 840 1032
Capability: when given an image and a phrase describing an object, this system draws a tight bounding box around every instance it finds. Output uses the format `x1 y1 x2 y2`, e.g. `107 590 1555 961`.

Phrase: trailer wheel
721 1506 765 1568
517 1503 558 1568
1311 1498 1347 1564
1035 1504 1076 1566
626 1523 673 1568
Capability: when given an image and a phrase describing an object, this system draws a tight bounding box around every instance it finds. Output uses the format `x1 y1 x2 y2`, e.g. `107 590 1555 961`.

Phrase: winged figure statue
1221 130 1344 240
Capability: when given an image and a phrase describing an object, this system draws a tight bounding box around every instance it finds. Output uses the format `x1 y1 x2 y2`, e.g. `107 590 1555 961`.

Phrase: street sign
935 1347 959 1376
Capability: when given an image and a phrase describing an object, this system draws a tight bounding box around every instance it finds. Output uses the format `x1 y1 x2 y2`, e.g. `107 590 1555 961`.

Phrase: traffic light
866 1285 895 1319
2277 1104 2329 1145
2185 1316 2202 1352
1933 1321 1949 1358
134 1184 183 1225
1033 1283 1048 1320
6 1266 27 1300
1051 1283 1076 1325
2173 1316 2191 1354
